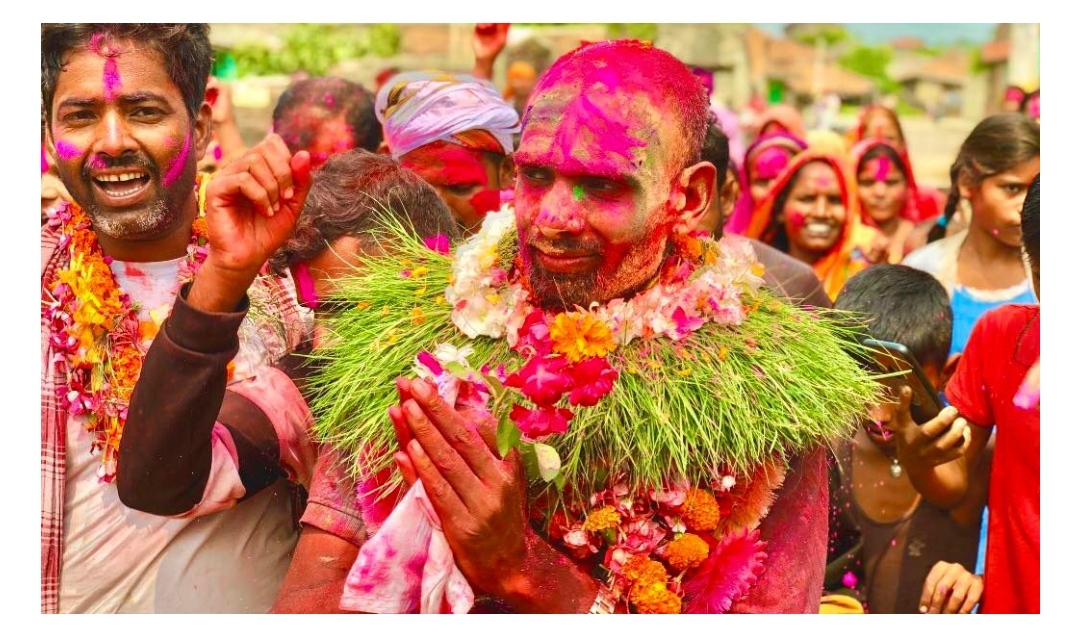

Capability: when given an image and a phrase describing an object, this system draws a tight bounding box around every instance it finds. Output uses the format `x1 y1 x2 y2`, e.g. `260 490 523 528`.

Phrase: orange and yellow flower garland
43 180 208 482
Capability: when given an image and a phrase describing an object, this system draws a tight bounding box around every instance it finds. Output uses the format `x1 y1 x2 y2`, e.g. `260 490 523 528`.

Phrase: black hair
42 24 212 124
834 264 953 370
1022 173 1040 273
928 113 1040 243
701 113 731 192
269 150 460 276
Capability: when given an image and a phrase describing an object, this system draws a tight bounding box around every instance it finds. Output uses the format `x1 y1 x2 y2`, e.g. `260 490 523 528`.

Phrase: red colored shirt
945 304 1040 614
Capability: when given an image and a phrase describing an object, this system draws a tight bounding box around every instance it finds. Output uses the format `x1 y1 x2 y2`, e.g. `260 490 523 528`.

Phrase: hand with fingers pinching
387 376 598 613
920 561 983 614
188 133 312 312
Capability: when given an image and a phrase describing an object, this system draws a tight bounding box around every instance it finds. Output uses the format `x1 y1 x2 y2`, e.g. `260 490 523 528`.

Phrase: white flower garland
446 206 766 347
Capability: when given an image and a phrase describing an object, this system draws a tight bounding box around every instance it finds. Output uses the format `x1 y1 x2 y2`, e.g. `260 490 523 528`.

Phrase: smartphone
861 338 944 425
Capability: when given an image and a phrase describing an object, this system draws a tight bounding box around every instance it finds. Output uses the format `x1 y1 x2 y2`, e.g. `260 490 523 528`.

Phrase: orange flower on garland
714 457 788 534
549 311 616 362
583 505 621 533
680 487 721 532
663 533 710 571
629 580 682 614
44 177 208 483
621 554 668 587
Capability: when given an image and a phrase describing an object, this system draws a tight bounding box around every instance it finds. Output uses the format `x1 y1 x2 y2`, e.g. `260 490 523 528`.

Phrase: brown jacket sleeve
117 283 284 515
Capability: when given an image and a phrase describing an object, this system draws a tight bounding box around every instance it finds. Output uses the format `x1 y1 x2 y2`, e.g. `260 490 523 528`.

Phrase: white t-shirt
59 258 300 613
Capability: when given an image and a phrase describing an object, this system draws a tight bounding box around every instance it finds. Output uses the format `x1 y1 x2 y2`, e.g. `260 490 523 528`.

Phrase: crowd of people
40 23 1040 615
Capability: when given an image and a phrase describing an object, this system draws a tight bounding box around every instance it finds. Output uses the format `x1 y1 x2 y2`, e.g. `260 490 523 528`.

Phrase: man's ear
193 101 213 161
672 160 717 234
499 154 515 188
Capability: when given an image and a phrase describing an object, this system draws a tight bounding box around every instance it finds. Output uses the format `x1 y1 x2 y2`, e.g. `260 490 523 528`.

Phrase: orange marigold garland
44 178 209 482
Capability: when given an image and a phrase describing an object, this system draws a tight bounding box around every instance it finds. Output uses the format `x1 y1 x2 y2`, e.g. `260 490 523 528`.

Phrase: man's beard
76 152 191 243
526 236 671 311
528 267 599 311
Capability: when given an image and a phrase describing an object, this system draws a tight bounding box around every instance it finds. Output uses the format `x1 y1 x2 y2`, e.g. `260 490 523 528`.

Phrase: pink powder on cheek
786 210 806 229
103 57 122 101
41 147 49 174
162 132 192 187
55 140 81 160
468 189 501 215
874 156 892 182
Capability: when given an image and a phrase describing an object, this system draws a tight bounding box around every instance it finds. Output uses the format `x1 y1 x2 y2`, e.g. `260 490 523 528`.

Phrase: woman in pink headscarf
725 131 808 235
851 137 923 263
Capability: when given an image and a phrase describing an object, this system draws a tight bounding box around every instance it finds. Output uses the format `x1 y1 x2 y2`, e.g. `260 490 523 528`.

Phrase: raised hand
189 133 312 312
472 23 510 63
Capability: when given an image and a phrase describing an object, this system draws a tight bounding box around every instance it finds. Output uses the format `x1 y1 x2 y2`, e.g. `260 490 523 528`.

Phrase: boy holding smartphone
824 264 992 613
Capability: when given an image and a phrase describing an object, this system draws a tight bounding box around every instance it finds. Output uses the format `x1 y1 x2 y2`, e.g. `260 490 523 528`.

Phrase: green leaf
534 443 562 482
496 416 521 458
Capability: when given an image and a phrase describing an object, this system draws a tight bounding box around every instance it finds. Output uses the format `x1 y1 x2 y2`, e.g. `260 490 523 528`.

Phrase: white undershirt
59 258 298 613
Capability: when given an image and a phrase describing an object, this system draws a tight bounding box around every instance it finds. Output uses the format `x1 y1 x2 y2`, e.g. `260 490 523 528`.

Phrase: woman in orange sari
744 150 884 300
851 137 922 263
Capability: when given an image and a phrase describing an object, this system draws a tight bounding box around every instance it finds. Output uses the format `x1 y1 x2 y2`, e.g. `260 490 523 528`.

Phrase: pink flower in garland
423 234 451 255
514 309 552 357
670 306 705 341
504 355 573 406
682 528 767 614
509 403 573 438
567 357 618 407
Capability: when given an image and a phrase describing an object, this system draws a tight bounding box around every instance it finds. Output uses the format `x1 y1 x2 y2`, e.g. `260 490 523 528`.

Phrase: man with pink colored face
375 71 519 235
272 76 383 170
41 24 319 613
376 40 834 613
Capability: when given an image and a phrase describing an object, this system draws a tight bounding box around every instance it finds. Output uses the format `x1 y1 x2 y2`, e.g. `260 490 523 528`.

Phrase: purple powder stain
55 140 80 160
162 132 192 187
87 155 108 170
103 57 122 101
1013 382 1040 410
41 146 49 173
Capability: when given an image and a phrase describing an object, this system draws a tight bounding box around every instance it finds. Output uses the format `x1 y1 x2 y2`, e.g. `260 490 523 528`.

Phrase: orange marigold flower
410 307 426 325
191 217 209 239
680 487 721 532
550 312 616 362
582 505 620 533
621 554 668 586
630 580 682 614
663 533 710 570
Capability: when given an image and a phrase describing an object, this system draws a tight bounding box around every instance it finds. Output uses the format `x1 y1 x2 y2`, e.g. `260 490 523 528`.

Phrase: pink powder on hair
55 140 80 160
874 156 892 182
103 57 122 101
89 32 106 54
755 147 790 180
162 132 192 187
